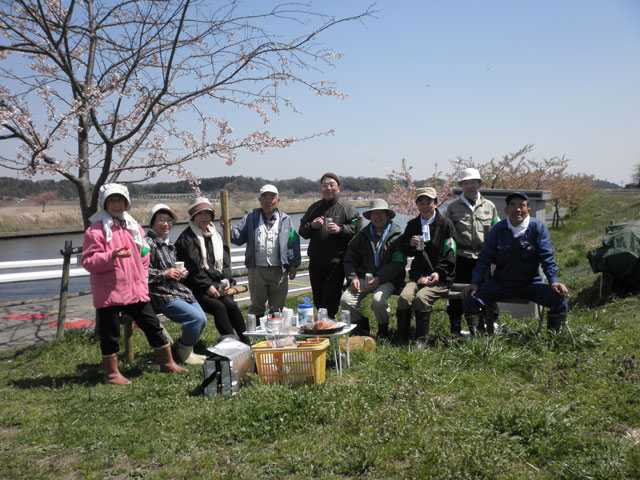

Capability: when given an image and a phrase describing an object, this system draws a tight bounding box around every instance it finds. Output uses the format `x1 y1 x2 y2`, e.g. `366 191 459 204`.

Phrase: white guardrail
0 246 310 285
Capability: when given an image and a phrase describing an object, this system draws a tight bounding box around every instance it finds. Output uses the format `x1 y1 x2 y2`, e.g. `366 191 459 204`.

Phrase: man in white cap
230 184 301 317
340 199 406 337
445 168 499 335
395 187 457 347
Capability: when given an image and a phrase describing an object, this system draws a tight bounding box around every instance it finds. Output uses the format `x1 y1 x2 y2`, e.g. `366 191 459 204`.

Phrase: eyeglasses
416 199 435 206
321 183 338 189
155 217 174 225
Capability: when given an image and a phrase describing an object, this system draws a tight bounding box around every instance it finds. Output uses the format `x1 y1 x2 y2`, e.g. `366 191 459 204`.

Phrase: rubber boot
465 314 483 336
484 311 495 335
352 317 371 337
393 309 411 346
102 355 131 386
449 316 462 336
376 322 391 341
415 311 431 350
155 345 186 373
176 342 207 366
546 314 566 333
484 303 498 335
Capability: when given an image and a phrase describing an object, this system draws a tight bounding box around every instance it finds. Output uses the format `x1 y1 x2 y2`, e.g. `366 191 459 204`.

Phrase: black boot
465 314 483 336
484 303 498 335
547 313 566 333
393 309 411 346
352 317 371 337
415 311 431 350
376 322 391 340
449 316 462 336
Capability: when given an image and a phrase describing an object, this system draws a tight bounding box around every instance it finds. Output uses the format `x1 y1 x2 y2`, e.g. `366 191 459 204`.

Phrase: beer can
365 273 373 284
341 310 351 327
324 217 333 227
417 236 425 251
246 314 256 332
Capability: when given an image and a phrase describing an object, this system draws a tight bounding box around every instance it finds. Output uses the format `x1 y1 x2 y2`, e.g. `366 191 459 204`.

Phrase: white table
243 324 357 376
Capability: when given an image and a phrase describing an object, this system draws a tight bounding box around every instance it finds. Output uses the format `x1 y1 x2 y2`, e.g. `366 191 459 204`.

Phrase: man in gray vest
230 184 301 317
445 168 499 335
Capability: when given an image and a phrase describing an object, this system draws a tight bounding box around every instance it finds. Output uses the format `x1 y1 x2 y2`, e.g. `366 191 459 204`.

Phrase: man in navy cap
462 192 569 333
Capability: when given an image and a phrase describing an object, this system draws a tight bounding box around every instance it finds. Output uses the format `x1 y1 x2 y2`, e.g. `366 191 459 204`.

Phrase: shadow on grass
10 359 150 389
572 276 640 308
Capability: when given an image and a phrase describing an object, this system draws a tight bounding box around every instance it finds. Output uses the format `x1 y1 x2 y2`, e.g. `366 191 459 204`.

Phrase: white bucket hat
459 168 482 183
362 199 396 220
98 183 132 211
149 203 177 226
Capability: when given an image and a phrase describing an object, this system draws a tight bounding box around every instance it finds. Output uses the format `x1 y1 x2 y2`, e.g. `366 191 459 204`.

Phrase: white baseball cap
259 184 279 196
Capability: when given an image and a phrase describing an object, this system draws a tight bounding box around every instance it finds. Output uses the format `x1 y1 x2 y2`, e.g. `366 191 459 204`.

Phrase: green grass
2 192 640 479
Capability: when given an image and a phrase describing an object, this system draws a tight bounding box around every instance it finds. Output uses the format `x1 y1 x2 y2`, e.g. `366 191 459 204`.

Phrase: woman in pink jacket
82 183 184 385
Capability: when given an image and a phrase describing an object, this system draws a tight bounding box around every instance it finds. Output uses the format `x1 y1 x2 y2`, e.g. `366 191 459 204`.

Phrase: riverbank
0 197 372 235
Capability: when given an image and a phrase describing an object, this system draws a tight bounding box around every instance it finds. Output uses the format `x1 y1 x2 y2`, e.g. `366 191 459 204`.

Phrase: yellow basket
251 339 329 386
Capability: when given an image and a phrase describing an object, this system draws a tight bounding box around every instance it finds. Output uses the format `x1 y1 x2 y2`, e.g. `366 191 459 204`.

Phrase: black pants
97 302 167 356
197 294 248 343
447 255 498 325
309 260 345 319
447 256 477 321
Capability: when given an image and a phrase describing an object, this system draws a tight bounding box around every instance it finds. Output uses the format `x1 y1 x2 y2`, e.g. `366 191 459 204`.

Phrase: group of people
302 169 569 348
83 169 569 385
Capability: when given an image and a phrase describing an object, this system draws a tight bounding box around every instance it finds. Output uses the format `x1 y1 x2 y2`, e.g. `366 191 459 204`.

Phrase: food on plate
312 320 338 330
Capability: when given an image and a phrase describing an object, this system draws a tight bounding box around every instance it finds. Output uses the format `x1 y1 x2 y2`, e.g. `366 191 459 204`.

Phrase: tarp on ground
587 219 640 281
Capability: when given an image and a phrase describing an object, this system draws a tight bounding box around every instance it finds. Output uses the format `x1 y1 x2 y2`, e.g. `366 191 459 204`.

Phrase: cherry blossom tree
390 145 595 227
28 190 57 212
387 158 456 216
0 0 374 227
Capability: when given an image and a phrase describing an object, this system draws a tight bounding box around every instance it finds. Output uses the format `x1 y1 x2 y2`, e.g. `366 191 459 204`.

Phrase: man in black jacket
299 173 358 318
396 187 456 347
340 199 406 336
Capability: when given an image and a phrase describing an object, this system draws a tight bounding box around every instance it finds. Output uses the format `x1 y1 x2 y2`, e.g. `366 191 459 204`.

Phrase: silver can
417 236 425 251
306 311 315 329
220 279 229 290
341 310 351 327
365 273 373 286
246 314 256 332
324 217 333 227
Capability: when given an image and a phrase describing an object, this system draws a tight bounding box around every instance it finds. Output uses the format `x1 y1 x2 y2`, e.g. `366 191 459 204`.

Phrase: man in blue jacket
462 192 569 332
230 184 301 317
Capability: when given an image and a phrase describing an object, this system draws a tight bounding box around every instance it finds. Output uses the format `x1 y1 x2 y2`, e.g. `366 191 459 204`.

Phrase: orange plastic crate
251 339 329 385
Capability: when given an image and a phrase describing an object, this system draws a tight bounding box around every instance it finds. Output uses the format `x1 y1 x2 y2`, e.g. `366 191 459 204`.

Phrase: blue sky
1 1 638 186
200 0 640 185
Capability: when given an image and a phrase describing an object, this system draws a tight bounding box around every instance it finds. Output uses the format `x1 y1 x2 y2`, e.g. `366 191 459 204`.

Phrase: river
0 209 414 302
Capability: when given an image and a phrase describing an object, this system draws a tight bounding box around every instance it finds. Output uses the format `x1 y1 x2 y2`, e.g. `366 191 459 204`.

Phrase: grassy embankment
1 192 640 479
0 198 320 233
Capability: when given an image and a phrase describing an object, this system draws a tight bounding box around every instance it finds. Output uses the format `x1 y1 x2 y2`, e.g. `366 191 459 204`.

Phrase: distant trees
633 162 640 187
28 191 57 212
0 177 76 198
0 174 393 199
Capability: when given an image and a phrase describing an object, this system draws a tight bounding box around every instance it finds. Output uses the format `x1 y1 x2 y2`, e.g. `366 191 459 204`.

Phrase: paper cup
175 261 184 270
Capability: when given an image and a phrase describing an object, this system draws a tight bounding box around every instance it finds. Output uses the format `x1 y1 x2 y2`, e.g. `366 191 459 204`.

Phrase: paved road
0 274 312 353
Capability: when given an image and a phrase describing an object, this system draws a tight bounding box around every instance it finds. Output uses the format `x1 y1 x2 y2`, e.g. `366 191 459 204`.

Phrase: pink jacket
82 221 150 309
